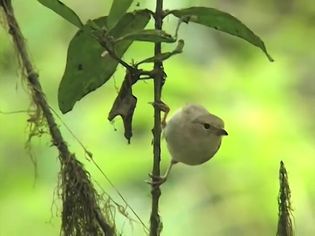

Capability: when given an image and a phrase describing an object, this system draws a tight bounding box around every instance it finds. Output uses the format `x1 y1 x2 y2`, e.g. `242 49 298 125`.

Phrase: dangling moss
59 154 116 236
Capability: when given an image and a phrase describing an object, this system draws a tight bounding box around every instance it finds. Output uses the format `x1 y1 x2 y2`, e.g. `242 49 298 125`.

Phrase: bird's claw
146 173 167 186
149 100 170 128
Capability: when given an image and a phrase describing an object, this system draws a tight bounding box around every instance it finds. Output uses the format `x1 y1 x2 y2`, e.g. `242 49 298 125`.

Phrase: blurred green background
1 0 315 235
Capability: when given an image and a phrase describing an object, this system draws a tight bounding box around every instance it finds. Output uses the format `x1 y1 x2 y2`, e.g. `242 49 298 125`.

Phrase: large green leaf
170 7 273 61
107 0 134 29
38 0 83 28
58 10 151 113
117 29 176 43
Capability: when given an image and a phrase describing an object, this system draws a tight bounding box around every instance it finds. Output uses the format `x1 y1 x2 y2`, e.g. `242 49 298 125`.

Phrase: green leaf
137 39 184 65
117 29 176 43
107 0 134 29
58 10 151 113
170 7 273 61
38 0 83 28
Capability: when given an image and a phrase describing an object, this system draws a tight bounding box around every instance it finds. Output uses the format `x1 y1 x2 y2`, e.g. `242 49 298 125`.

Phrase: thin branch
98 38 134 71
145 9 156 19
0 109 33 114
86 23 135 72
0 1 114 235
0 0 70 160
150 0 165 236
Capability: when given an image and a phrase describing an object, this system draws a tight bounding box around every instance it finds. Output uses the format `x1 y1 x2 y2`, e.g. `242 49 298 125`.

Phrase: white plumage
155 104 227 183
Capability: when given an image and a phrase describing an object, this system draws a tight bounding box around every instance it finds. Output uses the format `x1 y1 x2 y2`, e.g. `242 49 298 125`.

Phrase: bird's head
182 104 228 138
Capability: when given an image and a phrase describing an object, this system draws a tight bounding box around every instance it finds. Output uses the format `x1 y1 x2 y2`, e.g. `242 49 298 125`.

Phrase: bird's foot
146 173 167 186
149 100 170 128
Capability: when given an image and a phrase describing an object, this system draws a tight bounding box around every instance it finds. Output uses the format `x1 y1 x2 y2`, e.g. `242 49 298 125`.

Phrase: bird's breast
165 128 222 165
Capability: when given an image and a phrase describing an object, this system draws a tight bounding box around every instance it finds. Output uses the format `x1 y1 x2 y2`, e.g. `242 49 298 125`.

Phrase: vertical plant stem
150 0 164 236
0 1 114 234
277 161 294 236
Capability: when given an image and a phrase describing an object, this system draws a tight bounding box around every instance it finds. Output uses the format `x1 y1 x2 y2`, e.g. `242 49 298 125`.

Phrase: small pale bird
159 104 228 183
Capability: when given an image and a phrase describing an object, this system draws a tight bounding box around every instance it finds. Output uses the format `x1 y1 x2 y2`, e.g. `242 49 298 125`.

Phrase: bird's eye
203 123 210 129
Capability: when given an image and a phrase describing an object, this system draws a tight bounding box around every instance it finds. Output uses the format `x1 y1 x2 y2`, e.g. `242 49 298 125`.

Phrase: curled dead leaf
108 70 138 143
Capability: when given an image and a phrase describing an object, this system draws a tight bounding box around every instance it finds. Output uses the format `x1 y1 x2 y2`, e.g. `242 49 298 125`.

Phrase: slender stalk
150 0 164 235
0 1 113 234
0 0 70 161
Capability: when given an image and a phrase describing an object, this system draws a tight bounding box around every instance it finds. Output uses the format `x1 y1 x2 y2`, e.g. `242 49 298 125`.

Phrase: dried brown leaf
108 71 138 143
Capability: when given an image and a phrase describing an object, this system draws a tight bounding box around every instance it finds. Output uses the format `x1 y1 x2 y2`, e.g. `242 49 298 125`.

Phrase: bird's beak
216 128 228 136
